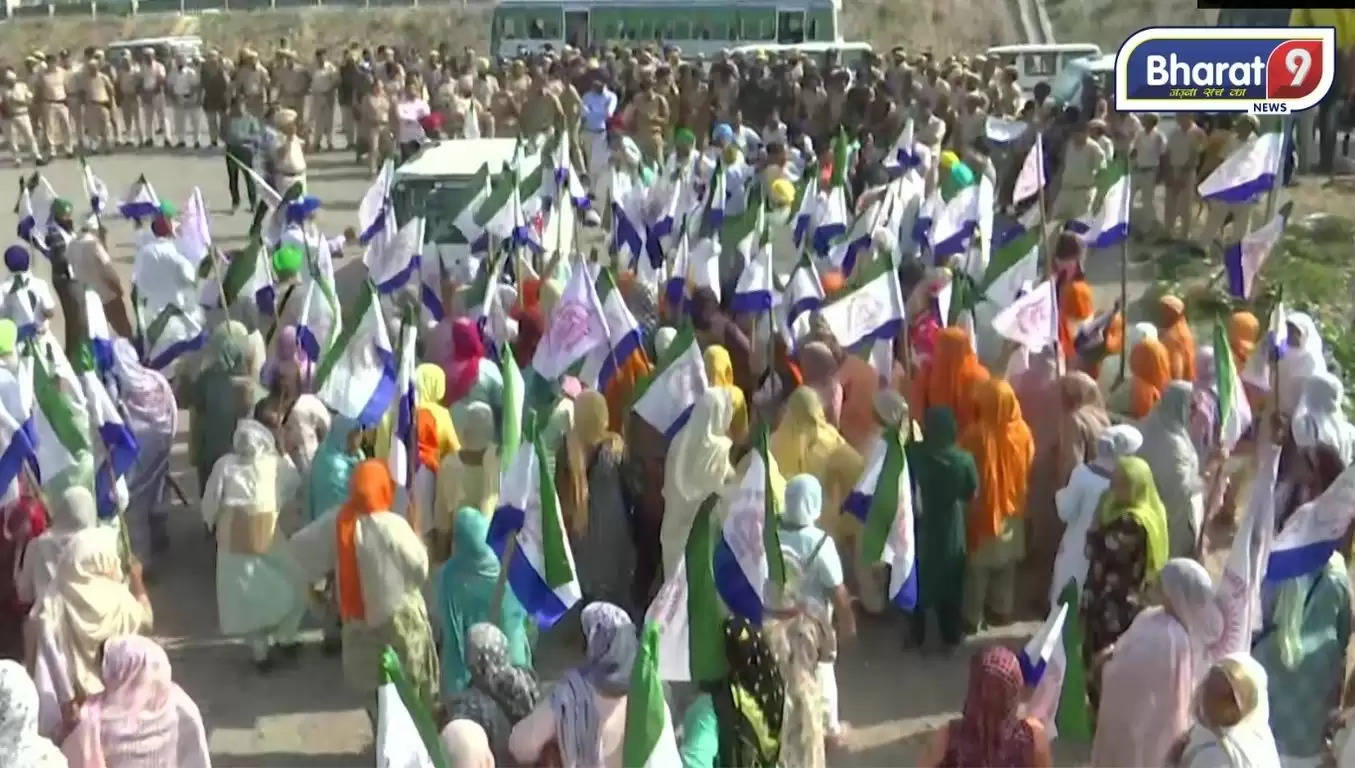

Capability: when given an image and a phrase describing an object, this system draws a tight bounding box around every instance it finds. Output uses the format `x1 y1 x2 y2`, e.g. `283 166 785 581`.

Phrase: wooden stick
490 538 519 627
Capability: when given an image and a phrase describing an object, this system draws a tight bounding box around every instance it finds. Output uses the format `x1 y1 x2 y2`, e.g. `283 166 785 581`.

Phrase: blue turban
712 123 734 145
4 245 29 273
285 195 321 224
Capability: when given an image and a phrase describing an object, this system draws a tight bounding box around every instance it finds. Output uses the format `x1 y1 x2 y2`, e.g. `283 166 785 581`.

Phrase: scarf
39 528 147 698
415 363 457 471
1095 456 1170 577
1057 372 1111 482
0 660 63 768
550 602 635 768
306 414 359 522
1158 295 1196 381
943 646 1035 767
769 387 847 477
1228 311 1258 369
958 379 1035 551
465 622 539 722
335 460 394 623
64 635 182 768
915 326 989 430
445 318 485 404
1058 279 1093 361
1291 371 1355 465
721 616 784 768
1128 339 1171 418
1183 653 1280 768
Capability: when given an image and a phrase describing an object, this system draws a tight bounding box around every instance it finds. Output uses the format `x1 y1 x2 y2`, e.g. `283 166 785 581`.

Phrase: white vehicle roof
107 36 203 51
985 42 1101 56
395 138 520 181
729 41 870 55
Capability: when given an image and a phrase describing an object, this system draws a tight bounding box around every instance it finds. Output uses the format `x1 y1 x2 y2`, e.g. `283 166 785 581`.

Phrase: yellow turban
939 150 959 170
770 178 795 208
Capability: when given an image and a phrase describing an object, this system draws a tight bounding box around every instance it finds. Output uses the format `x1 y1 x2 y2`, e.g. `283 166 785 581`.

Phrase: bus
490 0 843 59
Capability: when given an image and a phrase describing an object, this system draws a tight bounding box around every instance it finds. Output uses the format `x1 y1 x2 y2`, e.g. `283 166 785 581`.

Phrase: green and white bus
490 0 843 59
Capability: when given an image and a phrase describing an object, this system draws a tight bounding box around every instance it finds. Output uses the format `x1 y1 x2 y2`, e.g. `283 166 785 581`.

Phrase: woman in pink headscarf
61 635 210 768
262 325 313 392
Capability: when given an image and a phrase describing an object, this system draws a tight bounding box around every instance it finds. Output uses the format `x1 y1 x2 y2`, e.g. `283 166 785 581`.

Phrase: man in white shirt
1129 113 1166 240
169 54 203 149
580 75 617 182
132 214 197 318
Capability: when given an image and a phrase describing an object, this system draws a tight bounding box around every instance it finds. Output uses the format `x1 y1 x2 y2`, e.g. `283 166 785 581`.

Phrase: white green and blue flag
1224 202 1291 299
315 282 397 428
816 260 905 351
117 175 160 220
1199 123 1284 204
622 622 682 768
632 324 708 439
714 432 785 624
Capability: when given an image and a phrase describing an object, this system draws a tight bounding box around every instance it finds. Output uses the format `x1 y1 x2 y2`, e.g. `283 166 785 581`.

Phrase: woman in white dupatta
1137 381 1205 558
37 528 152 702
660 388 734 579
201 419 306 670
17 487 97 610
1172 653 1280 768
61 635 210 768
1290 372 1355 465
0 659 65 767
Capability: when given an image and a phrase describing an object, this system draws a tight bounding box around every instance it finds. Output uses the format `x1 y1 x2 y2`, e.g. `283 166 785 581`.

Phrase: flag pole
1034 135 1061 377
1116 165 1131 387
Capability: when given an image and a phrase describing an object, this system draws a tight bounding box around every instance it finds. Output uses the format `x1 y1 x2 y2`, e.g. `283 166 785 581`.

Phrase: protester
191 322 260 491
110 338 178 563
436 507 531 699
911 326 989 431
563 390 635 610
662 388 734 578
0 659 66 767
1093 559 1224 766
1171 654 1281 768
60 635 211 768
200 419 305 671
1157 295 1197 382
919 645 1052 766
508 601 635 767
447 622 540 760
1138 381 1204 558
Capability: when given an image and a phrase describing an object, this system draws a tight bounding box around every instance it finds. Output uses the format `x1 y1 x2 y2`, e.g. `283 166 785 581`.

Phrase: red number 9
1267 39 1324 100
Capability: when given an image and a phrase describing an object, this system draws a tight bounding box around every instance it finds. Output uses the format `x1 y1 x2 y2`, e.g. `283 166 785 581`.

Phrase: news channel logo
1115 27 1335 115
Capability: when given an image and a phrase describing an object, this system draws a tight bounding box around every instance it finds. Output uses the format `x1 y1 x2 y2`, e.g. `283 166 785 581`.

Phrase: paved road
2 147 1126 766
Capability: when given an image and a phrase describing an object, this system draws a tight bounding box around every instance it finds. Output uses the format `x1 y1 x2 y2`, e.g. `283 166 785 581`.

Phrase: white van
1050 53 1114 107
107 36 204 61
394 137 577 280
985 43 1102 94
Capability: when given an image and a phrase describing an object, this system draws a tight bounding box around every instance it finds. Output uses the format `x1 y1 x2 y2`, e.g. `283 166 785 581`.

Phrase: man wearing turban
0 244 55 343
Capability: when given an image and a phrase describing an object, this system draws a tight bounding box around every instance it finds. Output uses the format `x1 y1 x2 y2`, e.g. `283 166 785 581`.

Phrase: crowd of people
0 33 1352 768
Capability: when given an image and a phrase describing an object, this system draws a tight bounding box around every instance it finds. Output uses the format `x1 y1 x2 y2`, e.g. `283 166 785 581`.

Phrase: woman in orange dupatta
1157 295 1196 381
958 379 1035 630
290 460 439 711
1113 338 1172 419
912 327 990 432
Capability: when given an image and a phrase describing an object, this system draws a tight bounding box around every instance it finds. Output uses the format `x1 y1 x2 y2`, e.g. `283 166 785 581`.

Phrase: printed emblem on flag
846 293 886 339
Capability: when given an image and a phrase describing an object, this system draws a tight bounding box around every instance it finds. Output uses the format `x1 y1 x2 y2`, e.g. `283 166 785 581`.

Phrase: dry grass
0 0 1016 61
1044 0 1214 49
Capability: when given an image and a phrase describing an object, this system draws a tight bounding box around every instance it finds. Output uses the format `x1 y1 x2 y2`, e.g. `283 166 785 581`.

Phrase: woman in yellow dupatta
770 387 872 610
958 378 1035 630
705 345 749 446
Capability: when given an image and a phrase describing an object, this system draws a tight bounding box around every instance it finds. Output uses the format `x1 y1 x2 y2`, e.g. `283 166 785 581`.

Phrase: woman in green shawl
436 507 531 701
306 414 361 523
190 321 259 489
1080 455 1168 674
905 406 979 649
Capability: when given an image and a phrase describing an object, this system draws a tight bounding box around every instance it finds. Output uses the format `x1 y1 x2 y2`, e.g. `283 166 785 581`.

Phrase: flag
358 158 395 245
78 361 137 520
547 129 589 211
1267 457 1355 582
791 170 820 248
117 175 160 220
30 350 88 484
221 237 276 317
1052 580 1092 741
80 159 109 217
882 119 920 175
418 242 447 323
980 207 1042 310
622 622 682 768
1022 601 1070 740
1224 202 1292 299
376 647 447 768
1198 124 1285 204
1217 443 1279 657
1020 602 1069 686
645 496 726 683
175 187 212 267
698 157 728 238
853 425 917 610
781 252 825 346
581 268 648 393
811 134 851 256
388 313 417 494
1243 297 1288 391
451 162 493 246
612 171 649 267
991 278 1058 351
17 174 57 246
714 435 784 624
531 263 610 380
928 182 982 261
1213 323 1253 451
84 290 115 375
142 305 207 372
0 364 34 501
365 214 424 294
1083 157 1131 249
816 260 905 351
631 324 708 439
315 282 397 427
487 431 581 628
730 219 775 314
499 341 525 467
1013 134 1046 203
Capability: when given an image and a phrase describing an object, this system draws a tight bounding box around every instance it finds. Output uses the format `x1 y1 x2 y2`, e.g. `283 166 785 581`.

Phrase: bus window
1025 52 1055 76
530 18 546 39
